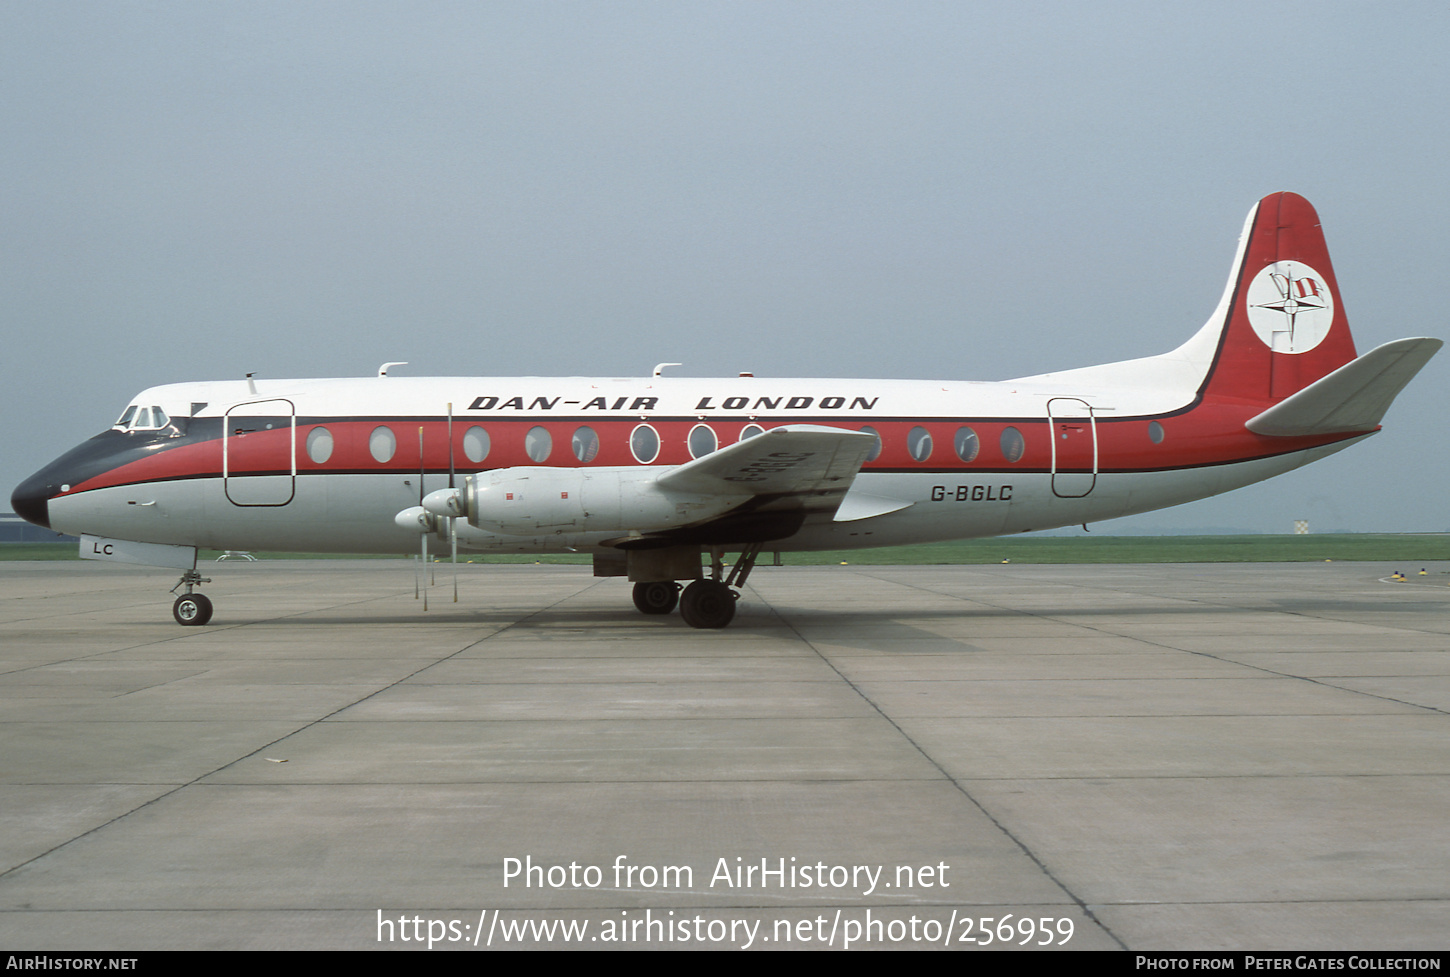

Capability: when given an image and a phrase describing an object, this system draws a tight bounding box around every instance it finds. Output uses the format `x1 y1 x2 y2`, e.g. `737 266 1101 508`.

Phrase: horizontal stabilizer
1245 338 1442 437
655 424 876 513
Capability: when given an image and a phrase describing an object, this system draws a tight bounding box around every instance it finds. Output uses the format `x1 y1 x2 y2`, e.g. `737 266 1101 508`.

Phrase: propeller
419 426 429 609
398 416 461 610
393 502 431 605
448 402 458 603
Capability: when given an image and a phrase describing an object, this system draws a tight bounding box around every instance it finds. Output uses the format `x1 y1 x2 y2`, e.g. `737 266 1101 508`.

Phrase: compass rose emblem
1245 261 1334 353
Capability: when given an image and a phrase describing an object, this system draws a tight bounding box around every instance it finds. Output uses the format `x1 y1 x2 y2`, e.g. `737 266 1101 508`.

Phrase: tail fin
1195 192 1359 405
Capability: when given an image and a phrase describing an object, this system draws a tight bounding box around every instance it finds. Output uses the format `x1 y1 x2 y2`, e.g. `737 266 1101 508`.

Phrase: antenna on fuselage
245 373 258 395
378 362 408 377
652 362 681 377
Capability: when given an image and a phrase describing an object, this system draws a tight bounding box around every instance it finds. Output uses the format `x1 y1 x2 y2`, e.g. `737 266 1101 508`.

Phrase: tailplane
1244 336 1440 436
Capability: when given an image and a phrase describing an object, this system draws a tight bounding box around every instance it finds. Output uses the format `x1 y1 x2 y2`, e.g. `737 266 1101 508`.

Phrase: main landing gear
633 544 762 630
632 580 680 614
679 579 736 629
171 569 213 626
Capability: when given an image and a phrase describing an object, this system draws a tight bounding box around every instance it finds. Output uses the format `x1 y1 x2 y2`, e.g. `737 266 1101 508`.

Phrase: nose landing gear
172 592 213 626
171 569 213 626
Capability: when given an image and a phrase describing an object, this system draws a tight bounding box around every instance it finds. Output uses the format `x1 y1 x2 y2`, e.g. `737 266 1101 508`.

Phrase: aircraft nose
11 472 54 530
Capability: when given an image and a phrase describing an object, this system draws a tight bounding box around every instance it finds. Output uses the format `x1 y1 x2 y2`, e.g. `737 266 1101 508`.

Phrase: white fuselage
40 372 1364 556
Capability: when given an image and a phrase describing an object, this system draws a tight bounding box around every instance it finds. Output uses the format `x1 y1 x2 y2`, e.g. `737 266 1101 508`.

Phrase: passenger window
859 426 882 462
525 426 552 463
631 424 660 463
572 426 599 463
1148 421 1165 444
908 426 933 462
688 424 718 459
954 427 980 463
306 427 334 464
463 426 490 464
369 426 397 463
739 424 764 442
1000 426 1025 463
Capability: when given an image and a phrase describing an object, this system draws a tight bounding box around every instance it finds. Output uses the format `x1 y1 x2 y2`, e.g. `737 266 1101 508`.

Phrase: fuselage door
223 399 296 506
1047 397 1097 498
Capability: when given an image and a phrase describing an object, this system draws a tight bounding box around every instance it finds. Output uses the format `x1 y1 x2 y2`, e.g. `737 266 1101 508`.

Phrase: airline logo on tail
1246 260 1334 354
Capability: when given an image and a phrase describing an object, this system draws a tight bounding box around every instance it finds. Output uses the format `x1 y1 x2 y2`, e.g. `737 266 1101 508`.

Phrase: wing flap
1245 338 1441 437
833 491 914 522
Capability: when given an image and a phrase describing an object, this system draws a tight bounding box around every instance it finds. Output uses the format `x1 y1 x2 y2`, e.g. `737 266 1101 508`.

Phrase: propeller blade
448 402 458 603
419 427 435 588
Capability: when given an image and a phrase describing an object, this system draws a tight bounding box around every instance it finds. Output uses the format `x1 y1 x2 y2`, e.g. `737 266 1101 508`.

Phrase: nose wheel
173 592 213 626
170 569 213 626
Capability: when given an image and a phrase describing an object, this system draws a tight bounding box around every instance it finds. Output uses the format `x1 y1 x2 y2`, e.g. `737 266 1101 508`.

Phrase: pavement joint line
741 576 1131 951
853 568 1450 719
0 575 602 884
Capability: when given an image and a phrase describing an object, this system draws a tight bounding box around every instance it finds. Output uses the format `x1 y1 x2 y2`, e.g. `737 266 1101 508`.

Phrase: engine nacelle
428 467 743 535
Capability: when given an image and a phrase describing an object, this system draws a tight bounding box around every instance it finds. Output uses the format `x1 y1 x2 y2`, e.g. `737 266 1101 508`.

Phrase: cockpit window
114 404 175 432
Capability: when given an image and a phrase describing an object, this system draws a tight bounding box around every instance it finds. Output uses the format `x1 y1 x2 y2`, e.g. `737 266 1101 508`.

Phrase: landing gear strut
170 569 213 626
632 580 680 614
677 543 762 630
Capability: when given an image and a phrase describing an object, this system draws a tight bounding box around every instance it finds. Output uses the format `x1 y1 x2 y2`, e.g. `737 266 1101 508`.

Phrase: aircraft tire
173 593 213 626
632 581 680 615
679 580 737 629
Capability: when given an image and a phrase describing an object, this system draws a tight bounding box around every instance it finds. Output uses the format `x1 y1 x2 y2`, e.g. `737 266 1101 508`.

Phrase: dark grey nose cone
11 473 53 529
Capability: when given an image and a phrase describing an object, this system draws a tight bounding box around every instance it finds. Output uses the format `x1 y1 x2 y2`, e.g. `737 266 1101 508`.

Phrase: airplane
10 192 1441 629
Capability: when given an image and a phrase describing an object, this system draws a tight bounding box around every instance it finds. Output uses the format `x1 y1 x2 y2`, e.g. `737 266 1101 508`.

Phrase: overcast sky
3 2 1446 534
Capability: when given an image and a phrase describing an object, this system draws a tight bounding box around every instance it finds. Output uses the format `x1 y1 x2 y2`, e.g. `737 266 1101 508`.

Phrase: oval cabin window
688 424 718 459
369 426 396 463
1000 426 1025 463
572 426 599 463
631 424 660 463
463 426 490 463
859 426 882 462
908 426 933 462
954 427 980 463
525 426 552 463
306 427 333 464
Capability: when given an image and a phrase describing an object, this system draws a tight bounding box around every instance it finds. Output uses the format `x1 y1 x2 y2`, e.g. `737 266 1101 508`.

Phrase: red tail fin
1201 192 1358 405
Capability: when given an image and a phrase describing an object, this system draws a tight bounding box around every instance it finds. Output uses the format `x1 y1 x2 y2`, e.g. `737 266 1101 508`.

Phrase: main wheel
173 593 213 626
632 580 680 615
679 580 737 629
